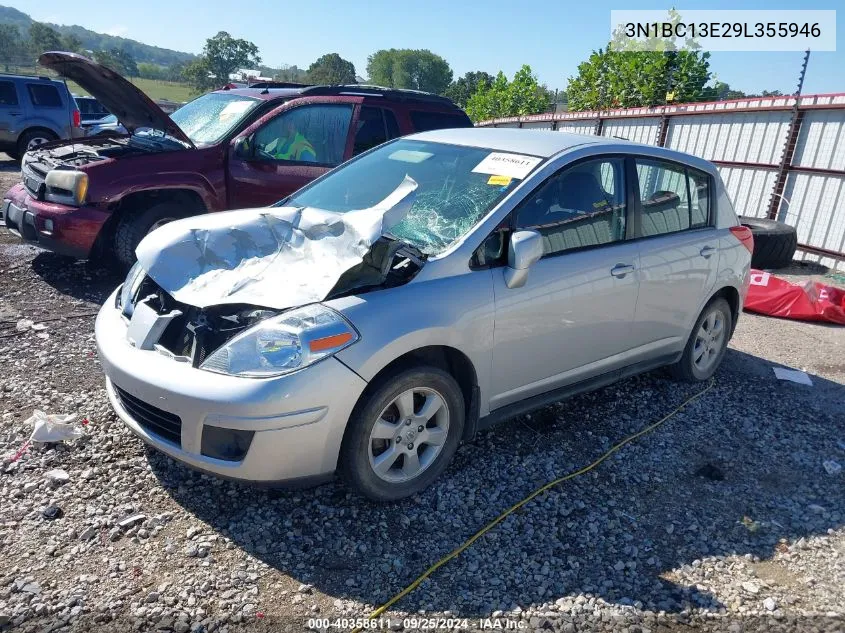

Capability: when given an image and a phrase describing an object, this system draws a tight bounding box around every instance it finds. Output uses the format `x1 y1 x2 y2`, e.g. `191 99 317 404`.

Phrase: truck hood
135 176 418 311
39 51 194 147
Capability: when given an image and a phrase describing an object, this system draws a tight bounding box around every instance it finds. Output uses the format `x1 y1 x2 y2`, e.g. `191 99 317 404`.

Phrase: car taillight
730 225 754 254
73 109 81 128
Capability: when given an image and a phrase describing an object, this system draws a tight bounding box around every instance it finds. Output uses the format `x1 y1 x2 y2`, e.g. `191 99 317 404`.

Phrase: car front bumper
95 290 369 484
2 183 108 259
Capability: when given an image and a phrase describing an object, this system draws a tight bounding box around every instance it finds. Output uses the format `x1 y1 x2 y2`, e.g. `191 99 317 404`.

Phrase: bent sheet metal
135 176 418 310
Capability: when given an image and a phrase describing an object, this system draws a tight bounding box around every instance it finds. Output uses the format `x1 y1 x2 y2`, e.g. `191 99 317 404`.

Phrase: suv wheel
114 201 186 268
340 366 464 501
18 129 58 155
669 297 732 382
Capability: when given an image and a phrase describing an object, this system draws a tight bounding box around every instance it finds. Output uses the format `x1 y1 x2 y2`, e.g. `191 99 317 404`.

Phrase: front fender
329 269 496 416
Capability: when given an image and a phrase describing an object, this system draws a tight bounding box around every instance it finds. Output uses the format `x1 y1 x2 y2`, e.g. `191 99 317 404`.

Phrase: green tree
182 32 261 92
701 80 746 101
366 49 453 94
92 49 117 70
307 53 356 85
567 10 712 110
465 65 551 122
28 22 62 56
110 48 138 77
444 71 493 107
61 34 83 54
0 24 22 71
138 62 167 80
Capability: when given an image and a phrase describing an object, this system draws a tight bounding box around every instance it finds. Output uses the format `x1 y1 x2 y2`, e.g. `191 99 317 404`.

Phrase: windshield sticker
487 175 512 186
389 149 434 163
472 152 542 179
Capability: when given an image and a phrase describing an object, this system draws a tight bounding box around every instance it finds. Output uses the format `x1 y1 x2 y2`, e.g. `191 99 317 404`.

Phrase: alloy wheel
367 387 450 484
693 307 726 372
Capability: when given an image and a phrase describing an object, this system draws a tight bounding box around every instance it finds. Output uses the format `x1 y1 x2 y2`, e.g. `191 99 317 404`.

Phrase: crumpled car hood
135 176 418 311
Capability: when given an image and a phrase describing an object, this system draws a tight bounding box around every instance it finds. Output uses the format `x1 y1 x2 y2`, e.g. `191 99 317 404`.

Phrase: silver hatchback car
95 128 753 501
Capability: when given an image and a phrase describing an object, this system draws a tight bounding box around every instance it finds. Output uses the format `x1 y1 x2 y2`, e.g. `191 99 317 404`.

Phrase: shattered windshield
286 139 542 254
169 93 261 145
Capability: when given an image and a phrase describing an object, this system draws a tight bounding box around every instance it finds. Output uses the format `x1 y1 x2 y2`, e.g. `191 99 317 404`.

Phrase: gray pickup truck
0 72 83 159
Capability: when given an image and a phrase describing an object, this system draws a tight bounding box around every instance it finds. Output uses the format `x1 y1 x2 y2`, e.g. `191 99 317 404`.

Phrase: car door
629 158 720 356
227 102 355 208
0 80 21 146
489 156 641 411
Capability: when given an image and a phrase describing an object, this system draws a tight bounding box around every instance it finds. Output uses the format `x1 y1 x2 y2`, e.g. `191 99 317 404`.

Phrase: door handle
700 245 717 258
610 263 635 278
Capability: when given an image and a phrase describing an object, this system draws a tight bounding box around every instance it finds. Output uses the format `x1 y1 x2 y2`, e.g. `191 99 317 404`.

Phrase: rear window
27 83 63 108
0 81 18 106
410 110 472 132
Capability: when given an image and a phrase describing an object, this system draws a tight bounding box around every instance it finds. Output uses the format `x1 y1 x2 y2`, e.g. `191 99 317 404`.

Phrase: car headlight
44 170 89 206
200 304 359 378
117 261 146 317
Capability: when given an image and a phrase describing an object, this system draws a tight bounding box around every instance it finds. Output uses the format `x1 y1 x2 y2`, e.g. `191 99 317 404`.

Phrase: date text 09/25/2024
307 618 527 630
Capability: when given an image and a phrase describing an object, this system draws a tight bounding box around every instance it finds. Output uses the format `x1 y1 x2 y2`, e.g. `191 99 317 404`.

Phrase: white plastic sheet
27 410 84 443
136 176 418 310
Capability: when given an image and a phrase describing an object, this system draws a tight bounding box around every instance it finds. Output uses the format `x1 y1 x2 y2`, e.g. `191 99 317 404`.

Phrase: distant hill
0 5 195 66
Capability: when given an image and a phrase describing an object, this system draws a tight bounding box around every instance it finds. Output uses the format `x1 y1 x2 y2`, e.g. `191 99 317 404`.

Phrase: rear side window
409 110 472 132
252 103 353 166
0 81 18 106
353 106 388 155
384 109 400 139
635 159 711 237
27 83 63 108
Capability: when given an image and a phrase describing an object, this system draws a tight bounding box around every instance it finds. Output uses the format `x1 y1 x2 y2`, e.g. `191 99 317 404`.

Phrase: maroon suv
2 52 472 266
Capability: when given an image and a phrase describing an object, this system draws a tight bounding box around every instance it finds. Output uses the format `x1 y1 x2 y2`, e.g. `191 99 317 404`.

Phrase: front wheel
340 366 465 501
668 297 732 382
114 201 185 269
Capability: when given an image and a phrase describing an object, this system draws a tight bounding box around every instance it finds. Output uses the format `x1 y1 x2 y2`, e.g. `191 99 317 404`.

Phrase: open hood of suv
39 51 194 147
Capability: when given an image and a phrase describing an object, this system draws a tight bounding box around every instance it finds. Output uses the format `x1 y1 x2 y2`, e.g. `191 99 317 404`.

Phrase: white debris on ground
0 158 843 632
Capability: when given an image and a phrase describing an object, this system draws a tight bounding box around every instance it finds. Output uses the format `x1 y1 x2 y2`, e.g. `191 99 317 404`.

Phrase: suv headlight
44 170 88 206
200 304 359 378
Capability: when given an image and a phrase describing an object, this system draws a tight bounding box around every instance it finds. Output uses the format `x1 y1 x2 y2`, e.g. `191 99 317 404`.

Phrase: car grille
21 161 47 199
113 384 182 446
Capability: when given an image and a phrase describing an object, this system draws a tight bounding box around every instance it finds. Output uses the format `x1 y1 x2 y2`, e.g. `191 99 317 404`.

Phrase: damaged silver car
96 128 752 501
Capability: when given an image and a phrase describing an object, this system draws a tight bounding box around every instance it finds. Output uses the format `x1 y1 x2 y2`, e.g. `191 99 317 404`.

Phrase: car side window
635 158 703 237
384 109 400 139
409 110 473 131
353 106 388 155
252 104 353 166
0 81 18 106
514 157 627 256
688 167 711 228
26 83 62 108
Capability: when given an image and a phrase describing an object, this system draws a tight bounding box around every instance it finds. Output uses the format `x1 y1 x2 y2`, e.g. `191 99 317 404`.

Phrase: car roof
212 87 304 101
210 84 461 108
0 73 64 84
407 127 626 157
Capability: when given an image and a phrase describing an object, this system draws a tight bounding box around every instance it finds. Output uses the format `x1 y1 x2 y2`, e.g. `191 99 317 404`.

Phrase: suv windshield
169 93 261 145
287 139 541 254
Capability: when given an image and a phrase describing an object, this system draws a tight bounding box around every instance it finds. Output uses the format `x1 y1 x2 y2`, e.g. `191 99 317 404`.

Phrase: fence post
657 115 670 147
767 49 810 220
594 116 604 137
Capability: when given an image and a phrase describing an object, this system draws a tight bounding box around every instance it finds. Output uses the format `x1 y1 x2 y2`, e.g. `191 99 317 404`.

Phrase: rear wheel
114 201 186 269
668 297 732 382
340 366 464 501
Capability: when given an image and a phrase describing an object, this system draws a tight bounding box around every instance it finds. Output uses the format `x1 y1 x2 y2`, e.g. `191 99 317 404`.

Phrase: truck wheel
739 216 798 269
17 129 58 155
114 202 186 268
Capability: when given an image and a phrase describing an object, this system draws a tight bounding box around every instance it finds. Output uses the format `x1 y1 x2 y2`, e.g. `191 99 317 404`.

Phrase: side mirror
233 136 253 160
503 229 544 289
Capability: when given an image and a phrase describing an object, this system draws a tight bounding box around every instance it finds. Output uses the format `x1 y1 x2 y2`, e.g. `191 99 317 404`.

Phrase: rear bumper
2 183 108 259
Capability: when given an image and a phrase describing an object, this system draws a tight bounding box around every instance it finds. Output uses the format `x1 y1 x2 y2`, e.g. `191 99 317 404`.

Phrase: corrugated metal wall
481 95 845 269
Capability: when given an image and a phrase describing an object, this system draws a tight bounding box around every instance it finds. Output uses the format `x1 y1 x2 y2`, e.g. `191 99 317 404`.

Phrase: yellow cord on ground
357 379 716 627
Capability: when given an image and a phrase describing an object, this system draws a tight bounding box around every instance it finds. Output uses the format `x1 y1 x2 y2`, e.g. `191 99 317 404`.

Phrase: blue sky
9 0 844 95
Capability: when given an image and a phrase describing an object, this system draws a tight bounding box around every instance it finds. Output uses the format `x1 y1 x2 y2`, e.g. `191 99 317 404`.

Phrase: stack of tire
738 216 798 269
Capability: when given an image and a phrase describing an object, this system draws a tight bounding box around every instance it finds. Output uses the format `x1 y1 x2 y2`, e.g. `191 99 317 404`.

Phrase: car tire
739 216 798 269
17 129 58 156
668 297 732 383
114 202 186 269
340 365 465 502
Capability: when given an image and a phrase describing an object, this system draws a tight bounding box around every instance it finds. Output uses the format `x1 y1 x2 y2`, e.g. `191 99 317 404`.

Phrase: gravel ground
1 153 843 632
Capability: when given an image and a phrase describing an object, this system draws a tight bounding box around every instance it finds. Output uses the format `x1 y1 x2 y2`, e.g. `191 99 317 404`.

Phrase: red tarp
745 269 845 325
